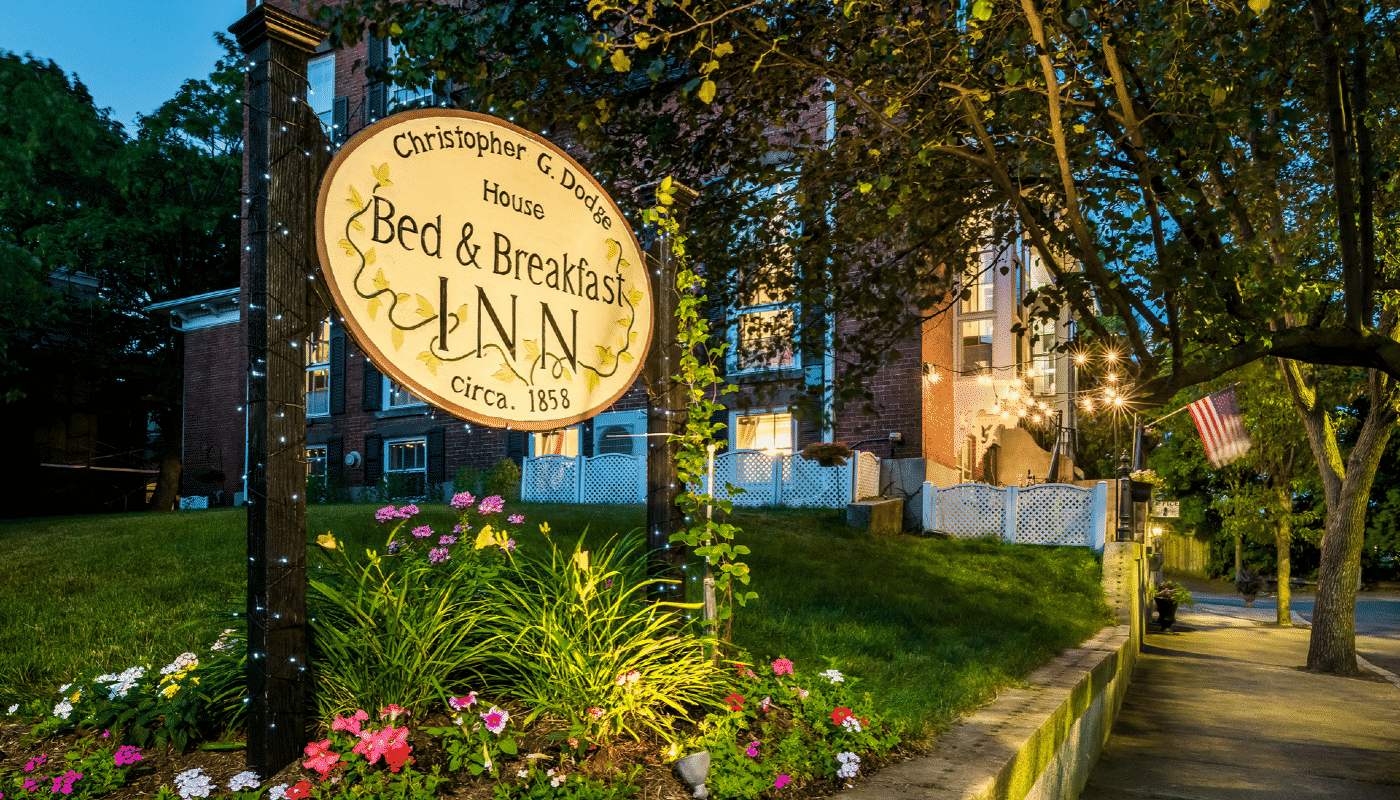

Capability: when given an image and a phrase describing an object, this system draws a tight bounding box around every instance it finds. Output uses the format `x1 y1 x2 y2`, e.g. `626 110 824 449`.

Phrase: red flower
302 739 340 778
384 741 413 773
724 693 746 711
830 707 854 726
285 780 314 800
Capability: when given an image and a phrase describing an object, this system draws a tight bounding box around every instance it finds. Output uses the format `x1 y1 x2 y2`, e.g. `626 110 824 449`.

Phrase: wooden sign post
230 5 329 777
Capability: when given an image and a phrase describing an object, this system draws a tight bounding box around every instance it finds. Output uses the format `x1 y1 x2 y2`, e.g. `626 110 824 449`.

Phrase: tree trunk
1234 534 1242 581
1274 509 1291 625
149 448 182 512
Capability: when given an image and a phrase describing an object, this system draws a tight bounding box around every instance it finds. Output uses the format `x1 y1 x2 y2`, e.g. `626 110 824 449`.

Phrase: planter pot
1155 597 1179 632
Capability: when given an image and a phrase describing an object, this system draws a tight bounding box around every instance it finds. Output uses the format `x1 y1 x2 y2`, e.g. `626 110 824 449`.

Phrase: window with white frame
306 445 327 478
732 410 793 455
385 437 427 497
387 41 434 109
960 318 994 375
306 318 331 416
306 53 335 131
1031 319 1057 396
383 377 425 409
532 427 579 457
728 180 800 374
961 266 995 314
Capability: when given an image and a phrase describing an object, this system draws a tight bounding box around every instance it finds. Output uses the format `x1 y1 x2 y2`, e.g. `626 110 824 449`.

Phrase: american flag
1187 387 1252 468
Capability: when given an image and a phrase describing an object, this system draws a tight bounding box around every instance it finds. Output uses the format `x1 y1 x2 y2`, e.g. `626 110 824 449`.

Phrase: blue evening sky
2 1 242 133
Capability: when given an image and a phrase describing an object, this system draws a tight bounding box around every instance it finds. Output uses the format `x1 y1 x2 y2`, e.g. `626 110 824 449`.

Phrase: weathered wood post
642 182 699 605
230 5 328 776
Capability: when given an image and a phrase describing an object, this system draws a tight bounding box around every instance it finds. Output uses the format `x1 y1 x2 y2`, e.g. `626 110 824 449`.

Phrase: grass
0 502 1112 745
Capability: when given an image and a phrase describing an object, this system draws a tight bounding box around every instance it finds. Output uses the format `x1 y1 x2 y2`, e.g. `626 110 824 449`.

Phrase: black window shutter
366 35 387 123
710 406 730 451
329 321 346 415
506 430 526 464
326 437 344 488
580 418 595 458
364 433 383 487
426 428 446 485
362 360 382 411
332 96 349 144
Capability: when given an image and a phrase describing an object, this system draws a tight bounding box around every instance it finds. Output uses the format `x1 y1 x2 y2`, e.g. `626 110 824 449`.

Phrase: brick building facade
151 0 1075 504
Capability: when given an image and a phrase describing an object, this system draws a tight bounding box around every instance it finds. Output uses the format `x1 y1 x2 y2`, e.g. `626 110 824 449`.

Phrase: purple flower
53 770 83 795
429 547 450 564
478 495 505 514
745 740 760 758
387 540 403 555
453 524 466 534
481 705 509 734
399 504 421 518
439 535 457 546
412 525 433 538
508 514 524 524
450 491 476 510
504 539 517 551
375 505 398 523
114 746 143 766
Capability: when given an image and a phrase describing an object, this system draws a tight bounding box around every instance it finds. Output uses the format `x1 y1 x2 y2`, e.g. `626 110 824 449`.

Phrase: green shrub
454 464 485 497
484 458 522 500
481 530 720 747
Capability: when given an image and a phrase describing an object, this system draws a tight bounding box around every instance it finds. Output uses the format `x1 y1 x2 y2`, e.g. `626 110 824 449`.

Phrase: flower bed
0 497 903 799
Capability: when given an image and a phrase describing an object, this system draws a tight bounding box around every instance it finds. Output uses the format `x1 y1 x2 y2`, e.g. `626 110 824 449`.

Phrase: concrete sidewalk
1078 602 1400 799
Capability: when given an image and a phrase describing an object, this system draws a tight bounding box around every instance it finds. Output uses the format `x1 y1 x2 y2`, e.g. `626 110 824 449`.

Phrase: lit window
306 445 327 478
734 411 793 455
306 318 331 416
385 438 427 498
532 427 579 457
307 53 335 131
961 319 994 375
961 267 995 314
736 308 796 371
1031 320 1056 395
727 180 802 374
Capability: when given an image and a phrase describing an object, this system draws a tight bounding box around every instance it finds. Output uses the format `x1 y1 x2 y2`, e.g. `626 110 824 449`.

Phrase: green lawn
0 503 1111 745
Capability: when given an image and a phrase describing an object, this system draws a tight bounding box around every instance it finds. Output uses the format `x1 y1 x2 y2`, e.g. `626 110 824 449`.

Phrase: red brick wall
181 321 247 501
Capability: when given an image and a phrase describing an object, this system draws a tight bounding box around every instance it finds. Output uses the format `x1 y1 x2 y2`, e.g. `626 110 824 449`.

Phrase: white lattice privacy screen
925 481 1109 551
523 449 864 508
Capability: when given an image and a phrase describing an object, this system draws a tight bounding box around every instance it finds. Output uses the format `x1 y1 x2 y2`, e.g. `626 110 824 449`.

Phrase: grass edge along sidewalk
0 503 1113 748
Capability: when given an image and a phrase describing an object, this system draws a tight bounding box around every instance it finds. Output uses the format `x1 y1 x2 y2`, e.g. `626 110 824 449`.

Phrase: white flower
836 752 860 778
551 774 566 788
96 673 118 683
227 771 260 792
109 679 139 699
820 669 845 684
517 769 529 779
7 703 17 714
59 683 73 694
53 699 73 719
268 784 289 800
162 652 199 675
174 768 214 800
842 717 863 733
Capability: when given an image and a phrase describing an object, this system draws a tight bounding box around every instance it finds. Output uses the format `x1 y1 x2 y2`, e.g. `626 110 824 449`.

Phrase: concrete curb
840 625 1134 800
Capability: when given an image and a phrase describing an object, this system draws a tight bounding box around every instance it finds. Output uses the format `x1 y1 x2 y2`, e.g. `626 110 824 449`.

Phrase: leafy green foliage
480 529 722 745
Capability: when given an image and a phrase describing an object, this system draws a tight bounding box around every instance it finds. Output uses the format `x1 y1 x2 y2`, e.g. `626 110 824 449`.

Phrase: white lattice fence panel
854 452 881 500
935 484 1007 539
1015 485 1093 546
714 450 776 507
580 454 644 504
778 457 852 508
521 456 576 503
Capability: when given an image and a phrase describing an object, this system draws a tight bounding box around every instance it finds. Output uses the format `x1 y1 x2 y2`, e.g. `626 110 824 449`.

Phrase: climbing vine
645 178 752 644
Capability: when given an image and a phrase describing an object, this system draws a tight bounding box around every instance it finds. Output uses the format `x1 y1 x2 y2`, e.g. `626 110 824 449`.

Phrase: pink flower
375 505 399 523
724 693 745 711
615 670 641 687
508 514 524 524
379 704 408 722
302 740 340 777
399 504 420 517
772 658 794 676
481 705 510 735
587 707 604 720
745 740 760 758
478 495 505 514
331 709 368 737
412 525 432 538
760 696 772 712
439 535 457 546
429 547 450 563
775 774 792 789
790 686 809 700
24 778 39 791
450 491 476 510
102 729 110 738
113 745 143 766
353 725 408 765
447 692 478 711
733 662 756 679
504 538 517 551
52 770 83 795
24 754 46 772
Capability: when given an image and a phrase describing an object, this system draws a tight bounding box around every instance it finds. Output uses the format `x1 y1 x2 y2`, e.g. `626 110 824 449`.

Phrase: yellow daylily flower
317 532 339 550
